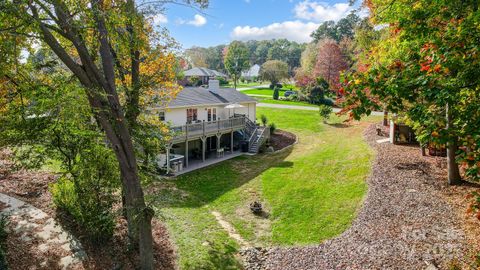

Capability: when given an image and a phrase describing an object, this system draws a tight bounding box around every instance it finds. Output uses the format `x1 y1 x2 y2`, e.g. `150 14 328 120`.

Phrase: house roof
167 87 256 108
184 67 227 78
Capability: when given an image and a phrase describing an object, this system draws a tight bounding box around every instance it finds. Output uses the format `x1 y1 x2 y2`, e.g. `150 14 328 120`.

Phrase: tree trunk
30 1 155 267
383 110 388 126
234 74 237 89
446 102 462 185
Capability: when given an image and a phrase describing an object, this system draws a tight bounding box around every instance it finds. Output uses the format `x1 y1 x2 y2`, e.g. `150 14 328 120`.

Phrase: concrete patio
173 150 244 176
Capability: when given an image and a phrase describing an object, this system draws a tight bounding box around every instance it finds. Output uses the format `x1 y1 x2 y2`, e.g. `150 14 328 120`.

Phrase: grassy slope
149 108 378 269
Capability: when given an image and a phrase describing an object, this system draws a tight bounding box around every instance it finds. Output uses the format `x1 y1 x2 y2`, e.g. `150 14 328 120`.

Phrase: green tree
311 12 360 43
260 60 289 86
273 87 280 100
342 0 480 186
224 41 250 89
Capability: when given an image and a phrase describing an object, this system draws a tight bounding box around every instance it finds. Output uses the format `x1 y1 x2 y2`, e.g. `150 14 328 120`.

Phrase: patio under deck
173 150 244 176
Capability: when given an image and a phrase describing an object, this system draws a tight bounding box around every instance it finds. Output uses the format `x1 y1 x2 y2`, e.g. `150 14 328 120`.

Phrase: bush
288 94 299 101
269 123 277 134
260 114 268 126
269 83 282 89
217 76 228 85
273 87 280 100
319 104 333 123
51 145 118 242
0 216 8 270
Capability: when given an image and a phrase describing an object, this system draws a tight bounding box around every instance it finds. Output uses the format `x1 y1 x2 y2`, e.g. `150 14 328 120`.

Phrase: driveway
257 103 385 116
236 85 270 91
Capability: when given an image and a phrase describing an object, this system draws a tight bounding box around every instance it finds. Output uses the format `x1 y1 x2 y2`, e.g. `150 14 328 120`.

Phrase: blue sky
152 0 364 49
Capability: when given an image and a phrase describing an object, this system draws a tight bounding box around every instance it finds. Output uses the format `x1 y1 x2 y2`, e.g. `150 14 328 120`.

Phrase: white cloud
152 14 168 25
293 1 352 22
187 14 207 27
231 21 320 43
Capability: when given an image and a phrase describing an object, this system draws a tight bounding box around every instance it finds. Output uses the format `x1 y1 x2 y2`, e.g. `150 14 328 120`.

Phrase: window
159 111 165 121
207 108 217 122
186 108 198 123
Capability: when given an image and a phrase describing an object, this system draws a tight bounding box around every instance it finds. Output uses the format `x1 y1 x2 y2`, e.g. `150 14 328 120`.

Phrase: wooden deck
170 116 247 143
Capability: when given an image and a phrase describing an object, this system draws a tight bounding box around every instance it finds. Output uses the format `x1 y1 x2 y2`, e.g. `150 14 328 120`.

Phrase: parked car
284 90 296 97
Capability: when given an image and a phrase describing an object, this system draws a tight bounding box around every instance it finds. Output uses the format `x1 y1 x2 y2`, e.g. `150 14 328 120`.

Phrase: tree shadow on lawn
152 147 294 209
327 122 350 128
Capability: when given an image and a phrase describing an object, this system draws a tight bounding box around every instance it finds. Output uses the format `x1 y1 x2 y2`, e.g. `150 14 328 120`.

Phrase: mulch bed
243 123 479 270
0 149 177 270
269 129 296 151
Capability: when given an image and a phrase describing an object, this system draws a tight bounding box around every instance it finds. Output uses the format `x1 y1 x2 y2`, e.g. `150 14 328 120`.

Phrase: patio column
216 133 222 150
230 131 234 153
185 140 189 168
166 143 172 174
200 136 206 162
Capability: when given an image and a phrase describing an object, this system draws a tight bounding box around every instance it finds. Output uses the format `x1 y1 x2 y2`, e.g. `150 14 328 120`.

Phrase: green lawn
149 108 377 269
240 87 288 96
254 97 318 107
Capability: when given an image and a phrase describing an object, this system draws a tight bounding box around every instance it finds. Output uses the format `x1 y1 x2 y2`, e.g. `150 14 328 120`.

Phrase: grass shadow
327 122 350 128
150 146 293 209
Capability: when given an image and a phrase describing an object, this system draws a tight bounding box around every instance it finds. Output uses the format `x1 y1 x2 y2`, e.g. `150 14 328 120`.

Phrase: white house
241 64 260 80
153 80 269 175
183 67 228 85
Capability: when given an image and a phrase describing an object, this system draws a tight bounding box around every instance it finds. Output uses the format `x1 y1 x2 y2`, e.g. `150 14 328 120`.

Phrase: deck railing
171 116 247 141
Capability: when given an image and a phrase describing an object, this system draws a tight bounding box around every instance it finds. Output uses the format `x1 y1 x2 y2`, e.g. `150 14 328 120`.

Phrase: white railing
171 116 246 141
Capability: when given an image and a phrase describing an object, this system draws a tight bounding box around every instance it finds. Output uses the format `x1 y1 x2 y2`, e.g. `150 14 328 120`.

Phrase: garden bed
269 129 297 152
0 149 176 269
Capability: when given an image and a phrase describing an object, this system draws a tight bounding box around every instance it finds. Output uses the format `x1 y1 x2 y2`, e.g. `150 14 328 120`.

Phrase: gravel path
245 124 468 270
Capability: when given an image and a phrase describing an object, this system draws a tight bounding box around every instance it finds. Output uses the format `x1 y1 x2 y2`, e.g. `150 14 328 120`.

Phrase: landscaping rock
266 146 275 153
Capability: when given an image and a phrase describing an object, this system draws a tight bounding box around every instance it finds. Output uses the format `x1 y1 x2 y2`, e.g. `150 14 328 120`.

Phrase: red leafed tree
314 39 348 94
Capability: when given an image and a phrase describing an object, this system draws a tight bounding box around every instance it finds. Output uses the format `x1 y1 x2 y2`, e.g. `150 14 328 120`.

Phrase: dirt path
245 124 470 270
211 211 250 247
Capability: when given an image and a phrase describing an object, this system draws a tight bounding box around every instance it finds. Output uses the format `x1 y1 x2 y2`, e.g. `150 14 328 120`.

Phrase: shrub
319 104 333 123
0 216 8 270
273 87 280 100
260 114 268 126
216 76 228 85
51 144 118 242
289 94 299 101
269 123 277 134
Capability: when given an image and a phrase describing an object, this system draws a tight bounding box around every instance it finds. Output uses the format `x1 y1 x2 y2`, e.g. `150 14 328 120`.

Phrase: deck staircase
245 118 270 154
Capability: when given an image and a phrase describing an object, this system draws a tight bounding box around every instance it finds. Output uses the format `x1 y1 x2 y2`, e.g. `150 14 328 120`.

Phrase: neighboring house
241 64 260 80
152 80 269 175
183 67 228 85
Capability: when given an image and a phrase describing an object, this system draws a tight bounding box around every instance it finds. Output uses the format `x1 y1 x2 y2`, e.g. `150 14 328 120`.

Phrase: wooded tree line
293 11 375 103
184 39 306 73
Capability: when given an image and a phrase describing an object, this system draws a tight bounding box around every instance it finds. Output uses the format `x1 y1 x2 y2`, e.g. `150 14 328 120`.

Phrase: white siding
163 102 257 126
